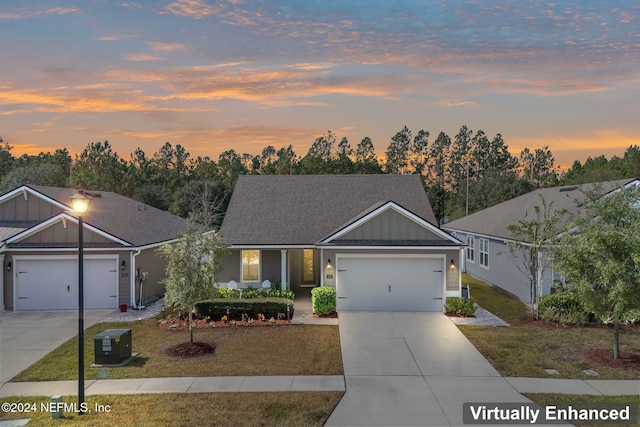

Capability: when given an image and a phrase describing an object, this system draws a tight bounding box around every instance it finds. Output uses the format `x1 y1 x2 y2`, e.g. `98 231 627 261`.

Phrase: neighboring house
443 178 640 303
218 175 464 312
0 185 189 312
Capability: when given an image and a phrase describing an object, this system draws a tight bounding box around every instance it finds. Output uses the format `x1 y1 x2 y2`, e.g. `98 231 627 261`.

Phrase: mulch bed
167 342 215 358
159 316 291 330
587 348 640 372
313 311 338 318
522 316 640 332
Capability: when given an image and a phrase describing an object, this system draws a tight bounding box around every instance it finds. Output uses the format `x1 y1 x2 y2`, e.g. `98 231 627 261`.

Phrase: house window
241 250 260 282
479 238 489 269
466 236 475 263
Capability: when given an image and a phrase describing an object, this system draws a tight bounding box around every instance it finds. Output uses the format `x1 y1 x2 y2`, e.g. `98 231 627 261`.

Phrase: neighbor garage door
14 257 118 310
336 256 444 311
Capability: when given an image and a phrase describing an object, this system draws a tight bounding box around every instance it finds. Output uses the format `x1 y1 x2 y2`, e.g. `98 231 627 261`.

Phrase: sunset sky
1 0 639 169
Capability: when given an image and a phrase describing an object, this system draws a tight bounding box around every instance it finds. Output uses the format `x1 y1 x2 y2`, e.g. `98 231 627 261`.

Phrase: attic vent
78 190 102 198
559 186 578 192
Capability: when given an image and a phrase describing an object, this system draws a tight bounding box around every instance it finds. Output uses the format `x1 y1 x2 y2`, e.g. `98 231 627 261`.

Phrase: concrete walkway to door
325 312 535 427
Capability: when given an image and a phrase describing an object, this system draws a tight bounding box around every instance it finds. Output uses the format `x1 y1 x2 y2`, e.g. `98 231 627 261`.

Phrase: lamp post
70 192 90 414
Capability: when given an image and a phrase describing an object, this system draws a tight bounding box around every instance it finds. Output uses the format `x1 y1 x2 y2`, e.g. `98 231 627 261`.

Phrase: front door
290 249 318 288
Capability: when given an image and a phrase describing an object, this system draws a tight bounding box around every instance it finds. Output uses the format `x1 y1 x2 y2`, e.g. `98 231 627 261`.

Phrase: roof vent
559 186 578 192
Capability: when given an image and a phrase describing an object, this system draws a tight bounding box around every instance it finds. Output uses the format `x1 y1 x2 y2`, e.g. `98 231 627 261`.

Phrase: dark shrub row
213 288 294 300
195 297 294 320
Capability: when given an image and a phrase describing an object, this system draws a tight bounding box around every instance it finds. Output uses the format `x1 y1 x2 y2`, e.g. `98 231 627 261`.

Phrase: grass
0 392 344 426
524 394 640 427
13 320 343 382
459 273 640 379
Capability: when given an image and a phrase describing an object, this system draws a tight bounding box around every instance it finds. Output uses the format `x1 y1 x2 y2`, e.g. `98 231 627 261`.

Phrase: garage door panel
337 257 443 312
15 258 118 310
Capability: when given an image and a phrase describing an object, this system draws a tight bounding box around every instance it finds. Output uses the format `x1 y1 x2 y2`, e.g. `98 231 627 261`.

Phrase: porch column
280 250 288 291
0 254 4 312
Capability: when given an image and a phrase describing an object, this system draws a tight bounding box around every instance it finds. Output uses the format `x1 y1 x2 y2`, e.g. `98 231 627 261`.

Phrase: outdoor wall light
326 259 332 269
6 261 11 272
120 260 126 271
450 259 456 270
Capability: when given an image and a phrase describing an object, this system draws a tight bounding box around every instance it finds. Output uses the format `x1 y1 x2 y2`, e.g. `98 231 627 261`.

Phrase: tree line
0 127 638 227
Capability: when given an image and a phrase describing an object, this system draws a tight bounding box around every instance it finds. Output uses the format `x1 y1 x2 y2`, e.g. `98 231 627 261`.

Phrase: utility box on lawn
94 329 132 365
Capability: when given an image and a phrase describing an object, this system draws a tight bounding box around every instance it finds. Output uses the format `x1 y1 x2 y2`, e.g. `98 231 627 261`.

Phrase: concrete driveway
0 310 110 384
326 312 531 427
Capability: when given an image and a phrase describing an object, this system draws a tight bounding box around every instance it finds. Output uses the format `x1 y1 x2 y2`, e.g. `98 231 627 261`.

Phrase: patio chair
261 280 272 293
227 280 241 297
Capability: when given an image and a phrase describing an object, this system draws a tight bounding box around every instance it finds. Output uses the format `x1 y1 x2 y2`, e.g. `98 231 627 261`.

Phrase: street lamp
70 192 90 414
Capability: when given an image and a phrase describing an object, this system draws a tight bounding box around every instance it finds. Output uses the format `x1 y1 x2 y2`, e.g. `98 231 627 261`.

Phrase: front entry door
290 249 318 288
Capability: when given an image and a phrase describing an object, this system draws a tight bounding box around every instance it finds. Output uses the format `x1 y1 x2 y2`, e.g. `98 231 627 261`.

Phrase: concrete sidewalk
0 375 346 397
1 376 636 398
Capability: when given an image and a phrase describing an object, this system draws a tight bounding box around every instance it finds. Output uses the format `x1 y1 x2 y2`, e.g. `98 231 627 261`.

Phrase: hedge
195 297 295 320
311 286 336 316
213 288 294 300
445 297 476 316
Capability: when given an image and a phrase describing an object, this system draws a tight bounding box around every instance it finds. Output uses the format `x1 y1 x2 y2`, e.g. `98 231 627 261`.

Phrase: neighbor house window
479 238 489 268
466 236 475 263
241 250 260 282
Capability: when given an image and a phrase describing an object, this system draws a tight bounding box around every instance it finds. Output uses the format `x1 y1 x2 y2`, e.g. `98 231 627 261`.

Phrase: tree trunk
189 310 194 344
613 318 620 360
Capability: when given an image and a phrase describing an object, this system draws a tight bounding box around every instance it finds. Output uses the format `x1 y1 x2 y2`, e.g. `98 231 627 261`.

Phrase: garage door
336 257 444 311
14 258 118 310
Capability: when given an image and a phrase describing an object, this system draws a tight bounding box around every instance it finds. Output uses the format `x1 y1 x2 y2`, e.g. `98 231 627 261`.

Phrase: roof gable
6 213 130 247
319 201 462 245
220 175 439 245
0 185 188 247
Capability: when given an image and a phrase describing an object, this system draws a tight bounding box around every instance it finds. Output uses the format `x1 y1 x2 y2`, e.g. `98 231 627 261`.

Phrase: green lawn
13 321 343 382
0 392 344 426
460 274 640 379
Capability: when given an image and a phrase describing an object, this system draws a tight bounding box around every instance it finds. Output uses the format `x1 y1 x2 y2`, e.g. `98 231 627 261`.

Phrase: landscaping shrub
445 297 476 316
214 288 241 299
621 309 640 324
311 286 336 316
195 298 294 320
538 290 589 325
213 287 294 300
269 289 294 300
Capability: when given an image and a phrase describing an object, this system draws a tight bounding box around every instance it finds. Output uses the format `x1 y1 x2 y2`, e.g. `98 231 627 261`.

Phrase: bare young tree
507 195 565 318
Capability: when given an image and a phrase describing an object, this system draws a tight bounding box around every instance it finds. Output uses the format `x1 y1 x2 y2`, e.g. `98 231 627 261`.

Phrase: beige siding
0 193 63 221
134 247 168 305
20 221 112 245
336 209 444 241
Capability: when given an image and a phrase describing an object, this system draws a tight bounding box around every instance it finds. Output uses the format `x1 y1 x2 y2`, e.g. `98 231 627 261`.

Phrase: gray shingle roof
444 178 638 241
27 185 189 246
220 174 437 245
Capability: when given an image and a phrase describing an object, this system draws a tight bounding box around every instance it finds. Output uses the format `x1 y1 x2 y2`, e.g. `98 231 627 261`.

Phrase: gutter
131 249 141 309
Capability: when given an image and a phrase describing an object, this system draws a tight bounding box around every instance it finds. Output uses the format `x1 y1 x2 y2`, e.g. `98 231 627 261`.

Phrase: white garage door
336 257 444 311
14 258 118 310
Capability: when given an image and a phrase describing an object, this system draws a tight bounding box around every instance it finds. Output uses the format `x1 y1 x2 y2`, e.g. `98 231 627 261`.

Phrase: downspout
131 249 141 309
